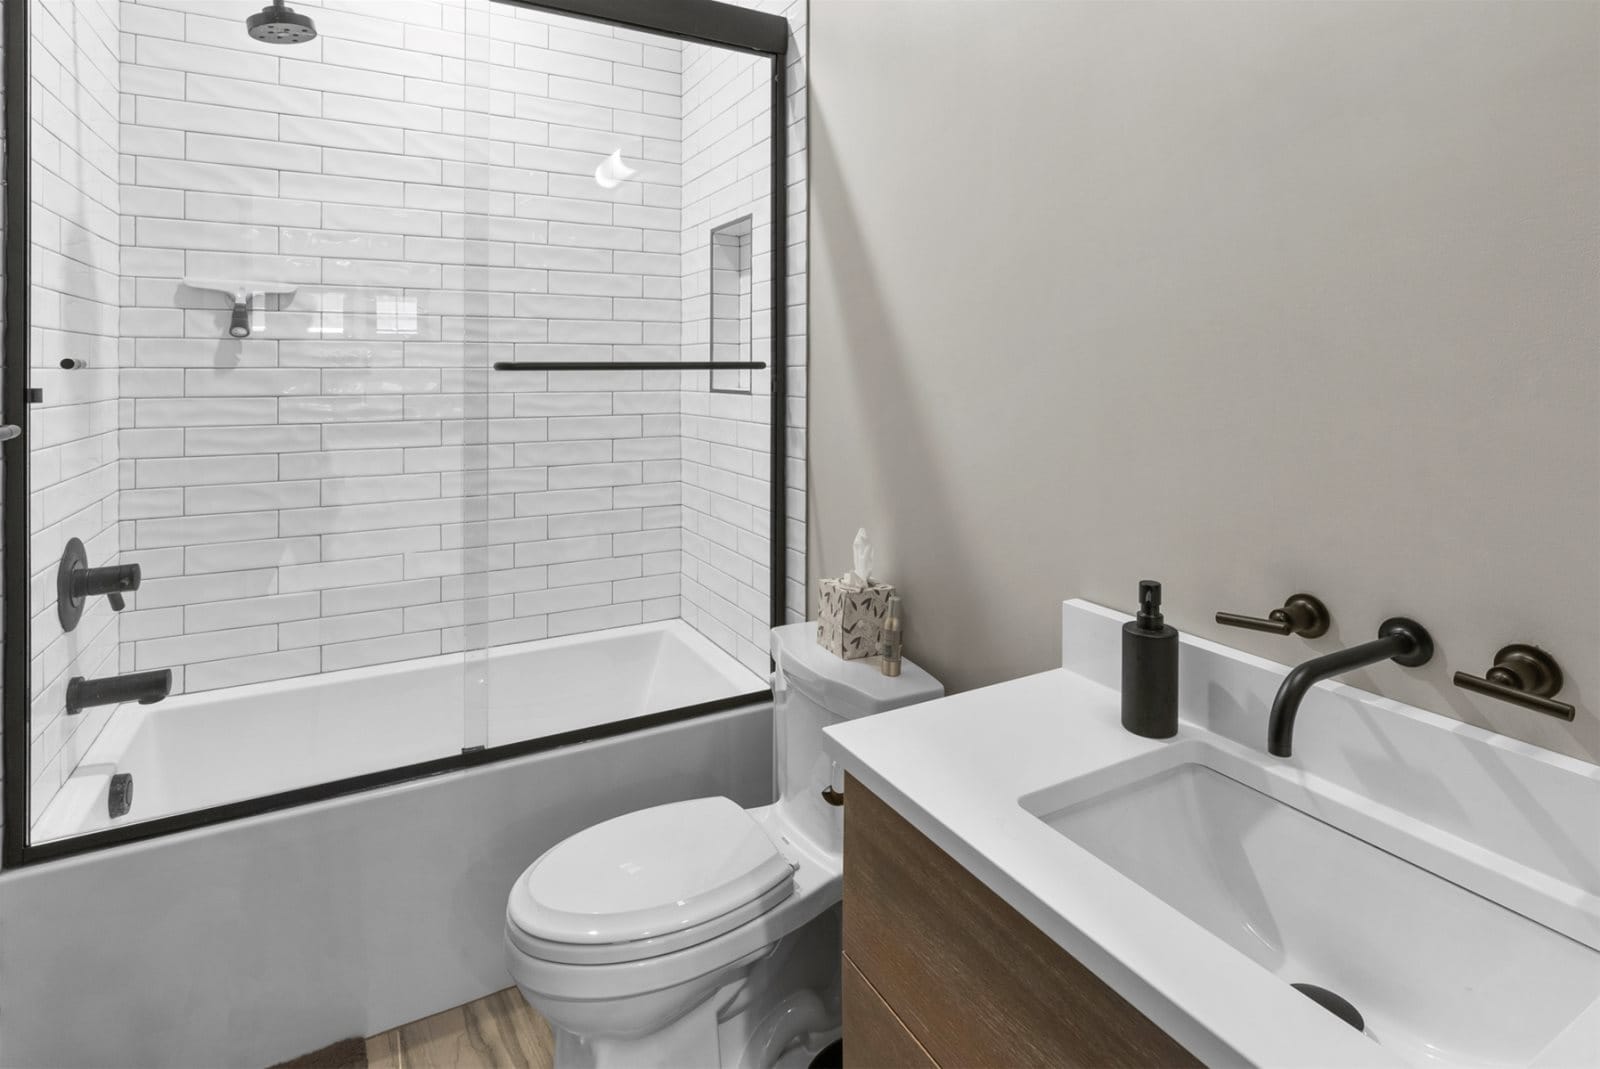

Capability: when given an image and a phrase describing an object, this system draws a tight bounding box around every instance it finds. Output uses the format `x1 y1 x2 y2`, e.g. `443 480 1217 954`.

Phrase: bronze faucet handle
1216 593 1330 639
1453 644 1575 721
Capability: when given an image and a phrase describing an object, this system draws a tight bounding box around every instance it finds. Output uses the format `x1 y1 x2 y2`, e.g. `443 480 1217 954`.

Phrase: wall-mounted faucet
1268 617 1433 757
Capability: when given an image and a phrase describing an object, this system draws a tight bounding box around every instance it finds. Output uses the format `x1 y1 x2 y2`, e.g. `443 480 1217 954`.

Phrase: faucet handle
1453 644 1575 721
1216 593 1330 639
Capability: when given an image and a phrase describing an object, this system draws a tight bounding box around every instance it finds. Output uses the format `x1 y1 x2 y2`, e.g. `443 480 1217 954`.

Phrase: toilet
505 621 943 1069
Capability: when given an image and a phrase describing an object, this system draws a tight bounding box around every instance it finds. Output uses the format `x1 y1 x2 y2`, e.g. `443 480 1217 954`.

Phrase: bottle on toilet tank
878 595 903 677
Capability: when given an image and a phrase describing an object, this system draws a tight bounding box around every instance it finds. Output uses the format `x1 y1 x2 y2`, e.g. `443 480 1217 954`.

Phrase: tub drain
1292 983 1364 1032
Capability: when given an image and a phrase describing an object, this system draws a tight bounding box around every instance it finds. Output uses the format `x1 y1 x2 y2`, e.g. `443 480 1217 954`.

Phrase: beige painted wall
807 0 1600 760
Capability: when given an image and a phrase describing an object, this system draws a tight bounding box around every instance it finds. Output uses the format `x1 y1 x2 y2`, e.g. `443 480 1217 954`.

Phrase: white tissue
849 528 874 588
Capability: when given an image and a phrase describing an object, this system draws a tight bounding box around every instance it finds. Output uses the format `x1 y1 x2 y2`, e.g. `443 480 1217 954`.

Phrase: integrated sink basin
1022 741 1600 1068
827 601 1600 1067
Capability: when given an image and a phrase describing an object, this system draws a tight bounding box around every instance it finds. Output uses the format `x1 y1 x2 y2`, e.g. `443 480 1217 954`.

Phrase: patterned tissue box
817 578 895 660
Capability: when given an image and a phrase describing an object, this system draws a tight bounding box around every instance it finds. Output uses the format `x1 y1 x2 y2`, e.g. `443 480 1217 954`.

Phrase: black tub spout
65 669 172 716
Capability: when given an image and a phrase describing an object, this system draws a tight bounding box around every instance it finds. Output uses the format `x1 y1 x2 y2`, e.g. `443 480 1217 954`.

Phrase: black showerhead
246 2 317 44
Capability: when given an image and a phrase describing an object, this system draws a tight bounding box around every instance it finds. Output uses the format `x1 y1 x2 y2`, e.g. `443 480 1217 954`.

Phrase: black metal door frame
2 0 793 868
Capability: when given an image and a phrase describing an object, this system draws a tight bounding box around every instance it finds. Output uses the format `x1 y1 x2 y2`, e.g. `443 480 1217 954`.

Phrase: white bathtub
35 620 766 841
3 618 775 1069
1 702 775 1069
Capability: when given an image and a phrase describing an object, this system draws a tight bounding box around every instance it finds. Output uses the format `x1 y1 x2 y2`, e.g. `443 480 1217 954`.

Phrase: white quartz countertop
824 667 1395 1067
821 601 1600 1068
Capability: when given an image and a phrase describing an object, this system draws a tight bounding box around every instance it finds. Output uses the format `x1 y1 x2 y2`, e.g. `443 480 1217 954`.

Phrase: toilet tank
769 622 943 860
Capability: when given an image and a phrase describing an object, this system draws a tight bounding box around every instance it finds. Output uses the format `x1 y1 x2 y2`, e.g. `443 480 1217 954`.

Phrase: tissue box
817 578 894 660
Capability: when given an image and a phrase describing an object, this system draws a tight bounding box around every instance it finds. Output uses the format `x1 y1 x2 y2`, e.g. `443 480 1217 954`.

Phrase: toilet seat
507 878 795 965
507 797 797 966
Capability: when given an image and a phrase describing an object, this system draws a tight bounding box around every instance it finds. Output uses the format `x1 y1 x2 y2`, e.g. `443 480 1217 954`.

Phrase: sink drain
1292 983 1364 1032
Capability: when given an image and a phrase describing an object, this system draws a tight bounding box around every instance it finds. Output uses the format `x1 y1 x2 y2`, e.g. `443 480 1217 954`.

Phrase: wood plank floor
367 988 555 1069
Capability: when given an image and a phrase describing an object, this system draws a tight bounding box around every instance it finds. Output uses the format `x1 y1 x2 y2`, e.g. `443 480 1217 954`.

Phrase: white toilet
505 621 943 1069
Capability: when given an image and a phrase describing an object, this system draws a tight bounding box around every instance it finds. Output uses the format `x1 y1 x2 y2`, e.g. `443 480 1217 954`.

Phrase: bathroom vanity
825 600 1600 1068
841 776 1197 1067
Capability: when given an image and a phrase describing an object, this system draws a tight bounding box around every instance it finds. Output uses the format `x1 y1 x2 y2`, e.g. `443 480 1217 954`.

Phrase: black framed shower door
1 0 792 867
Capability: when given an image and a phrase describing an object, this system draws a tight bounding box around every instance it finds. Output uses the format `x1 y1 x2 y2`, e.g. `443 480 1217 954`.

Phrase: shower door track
0 0 794 868
17 691 772 865
493 361 768 371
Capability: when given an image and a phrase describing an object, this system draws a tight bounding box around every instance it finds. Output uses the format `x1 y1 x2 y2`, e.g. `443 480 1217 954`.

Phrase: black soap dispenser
1121 580 1179 738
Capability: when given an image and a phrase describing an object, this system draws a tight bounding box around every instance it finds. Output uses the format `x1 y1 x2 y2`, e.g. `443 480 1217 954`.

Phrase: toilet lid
508 797 796 947
506 877 795 966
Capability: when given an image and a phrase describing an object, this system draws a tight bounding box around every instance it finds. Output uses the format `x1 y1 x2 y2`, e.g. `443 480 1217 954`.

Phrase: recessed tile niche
710 216 754 394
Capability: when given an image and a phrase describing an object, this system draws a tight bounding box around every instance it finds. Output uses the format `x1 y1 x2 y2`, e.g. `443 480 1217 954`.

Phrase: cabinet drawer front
843 777 1200 1069
844 955 938 1069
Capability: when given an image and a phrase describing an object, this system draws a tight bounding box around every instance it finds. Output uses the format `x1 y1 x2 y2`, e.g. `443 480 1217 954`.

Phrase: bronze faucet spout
1267 618 1432 757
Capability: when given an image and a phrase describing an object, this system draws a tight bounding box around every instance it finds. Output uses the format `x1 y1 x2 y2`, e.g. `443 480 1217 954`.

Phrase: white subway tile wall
118 0 690 697
28 0 126 826
14 0 807 832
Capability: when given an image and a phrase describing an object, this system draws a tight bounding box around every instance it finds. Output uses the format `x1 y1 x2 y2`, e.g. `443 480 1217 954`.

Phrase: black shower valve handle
58 538 142 631
79 562 141 611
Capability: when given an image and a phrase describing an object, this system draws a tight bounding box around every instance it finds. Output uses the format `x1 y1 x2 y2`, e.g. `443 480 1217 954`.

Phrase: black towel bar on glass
493 361 767 372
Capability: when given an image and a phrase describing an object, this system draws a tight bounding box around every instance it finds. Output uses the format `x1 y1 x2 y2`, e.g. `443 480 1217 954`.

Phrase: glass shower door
465 1 778 754
26 0 494 844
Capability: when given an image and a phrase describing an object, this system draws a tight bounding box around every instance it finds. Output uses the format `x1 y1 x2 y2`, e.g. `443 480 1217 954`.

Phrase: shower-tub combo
0 0 807 1064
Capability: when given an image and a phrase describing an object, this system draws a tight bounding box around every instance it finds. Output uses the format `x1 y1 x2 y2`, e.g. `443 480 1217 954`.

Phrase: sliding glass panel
678 34 780 677
475 3 775 751
28 0 125 839
28 0 481 843
456 0 502 755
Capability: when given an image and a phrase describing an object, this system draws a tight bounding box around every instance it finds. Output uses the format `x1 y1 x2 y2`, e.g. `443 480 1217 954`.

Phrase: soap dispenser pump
1121 580 1179 738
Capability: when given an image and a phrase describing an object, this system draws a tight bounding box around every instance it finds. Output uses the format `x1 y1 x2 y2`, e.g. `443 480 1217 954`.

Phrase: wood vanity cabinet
841 776 1202 1069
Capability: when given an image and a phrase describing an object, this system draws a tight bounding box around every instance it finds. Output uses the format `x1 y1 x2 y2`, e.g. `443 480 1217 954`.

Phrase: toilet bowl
505 622 943 1069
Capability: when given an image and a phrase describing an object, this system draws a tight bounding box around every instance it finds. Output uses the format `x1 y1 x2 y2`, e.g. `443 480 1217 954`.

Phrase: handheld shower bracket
182 278 299 339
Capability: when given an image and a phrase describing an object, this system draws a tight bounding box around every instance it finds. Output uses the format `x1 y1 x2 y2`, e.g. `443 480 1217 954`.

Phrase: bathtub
2 620 775 1069
35 619 767 841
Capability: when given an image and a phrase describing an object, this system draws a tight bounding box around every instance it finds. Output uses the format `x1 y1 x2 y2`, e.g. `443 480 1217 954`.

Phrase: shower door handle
0 425 20 442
